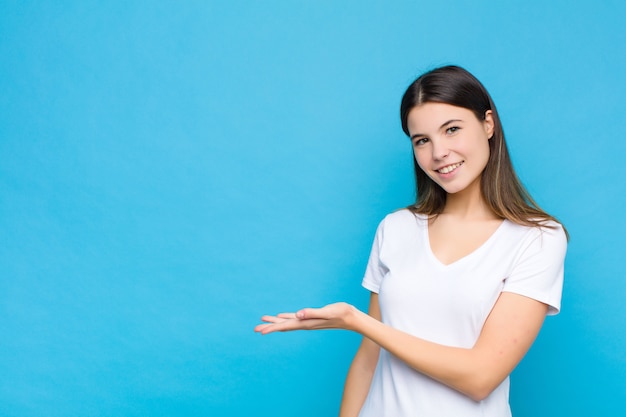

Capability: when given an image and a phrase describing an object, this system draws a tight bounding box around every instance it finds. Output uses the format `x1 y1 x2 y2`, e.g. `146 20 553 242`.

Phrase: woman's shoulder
373 208 427 239
503 218 568 249
371 209 425 247
380 208 426 226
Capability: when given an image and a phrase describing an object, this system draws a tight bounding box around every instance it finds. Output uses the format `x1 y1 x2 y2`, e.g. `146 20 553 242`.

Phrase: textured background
1 1 624 416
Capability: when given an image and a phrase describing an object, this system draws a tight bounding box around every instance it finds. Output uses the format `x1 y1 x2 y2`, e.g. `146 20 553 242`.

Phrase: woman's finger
260 315 288 324
296 306 332 319
254 323 272 333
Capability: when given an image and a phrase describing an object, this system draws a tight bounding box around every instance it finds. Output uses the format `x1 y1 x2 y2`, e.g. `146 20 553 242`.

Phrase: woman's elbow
466 387 493 402
463 375 504 402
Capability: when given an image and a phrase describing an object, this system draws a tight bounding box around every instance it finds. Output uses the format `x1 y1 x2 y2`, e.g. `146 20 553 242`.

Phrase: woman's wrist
345 304 372 334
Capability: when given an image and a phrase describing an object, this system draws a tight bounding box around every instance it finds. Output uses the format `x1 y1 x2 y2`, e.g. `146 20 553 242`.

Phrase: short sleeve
502 224 567 315
362 218 389 293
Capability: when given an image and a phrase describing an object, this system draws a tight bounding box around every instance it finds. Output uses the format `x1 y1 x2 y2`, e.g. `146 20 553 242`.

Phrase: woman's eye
446 126 460 134
413 137 428 146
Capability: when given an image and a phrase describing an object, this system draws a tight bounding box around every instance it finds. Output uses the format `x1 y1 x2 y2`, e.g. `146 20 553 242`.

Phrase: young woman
255 65 567 417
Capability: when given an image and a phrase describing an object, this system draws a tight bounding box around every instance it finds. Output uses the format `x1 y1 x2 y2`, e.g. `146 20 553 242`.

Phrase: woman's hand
254 302 360 335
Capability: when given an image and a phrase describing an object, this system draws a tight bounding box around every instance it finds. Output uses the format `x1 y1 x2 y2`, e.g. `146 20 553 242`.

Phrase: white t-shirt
359 210 566 417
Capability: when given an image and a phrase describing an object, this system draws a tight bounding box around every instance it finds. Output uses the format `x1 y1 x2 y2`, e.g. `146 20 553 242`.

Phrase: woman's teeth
437 162 463 174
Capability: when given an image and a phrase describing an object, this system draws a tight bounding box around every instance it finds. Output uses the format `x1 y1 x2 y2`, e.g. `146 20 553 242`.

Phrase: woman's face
406 102 494 196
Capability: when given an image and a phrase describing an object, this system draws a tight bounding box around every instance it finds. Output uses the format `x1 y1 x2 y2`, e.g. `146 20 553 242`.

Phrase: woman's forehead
407 103 475 132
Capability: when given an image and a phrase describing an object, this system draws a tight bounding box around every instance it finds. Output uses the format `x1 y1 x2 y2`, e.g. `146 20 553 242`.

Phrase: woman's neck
442 184 498 221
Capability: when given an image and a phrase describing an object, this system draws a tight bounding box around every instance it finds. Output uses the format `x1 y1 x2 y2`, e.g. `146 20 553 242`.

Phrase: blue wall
1 1 624 416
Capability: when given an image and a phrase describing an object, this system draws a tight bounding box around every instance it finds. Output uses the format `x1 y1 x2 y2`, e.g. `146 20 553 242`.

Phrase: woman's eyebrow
440 119 463 129
410 119 463 139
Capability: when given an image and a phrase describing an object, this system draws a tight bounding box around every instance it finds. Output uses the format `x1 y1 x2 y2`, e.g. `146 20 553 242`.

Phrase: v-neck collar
416 214 508 268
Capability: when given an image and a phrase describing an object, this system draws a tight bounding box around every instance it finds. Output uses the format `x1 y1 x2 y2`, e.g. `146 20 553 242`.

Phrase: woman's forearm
339 338 379 417
347 293 547 401
352 310 484 400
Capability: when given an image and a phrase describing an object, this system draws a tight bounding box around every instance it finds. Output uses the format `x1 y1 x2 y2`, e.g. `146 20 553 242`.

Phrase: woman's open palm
254 302 358 335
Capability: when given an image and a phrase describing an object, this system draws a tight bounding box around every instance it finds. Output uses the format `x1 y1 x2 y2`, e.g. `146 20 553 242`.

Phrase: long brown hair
400 65 566 235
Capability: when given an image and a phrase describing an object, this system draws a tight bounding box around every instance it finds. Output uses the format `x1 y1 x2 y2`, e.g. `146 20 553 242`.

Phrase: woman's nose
432 141 449 160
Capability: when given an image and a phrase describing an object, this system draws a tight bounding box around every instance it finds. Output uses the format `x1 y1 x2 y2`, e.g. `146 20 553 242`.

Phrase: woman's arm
255 291 547 401
339 294 380 417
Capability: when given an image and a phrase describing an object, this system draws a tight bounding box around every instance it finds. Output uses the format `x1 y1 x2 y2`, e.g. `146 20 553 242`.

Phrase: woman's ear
484 110 494 139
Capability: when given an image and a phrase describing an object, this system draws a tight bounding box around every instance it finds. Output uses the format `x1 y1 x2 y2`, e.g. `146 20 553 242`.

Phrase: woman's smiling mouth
436 161 464 174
